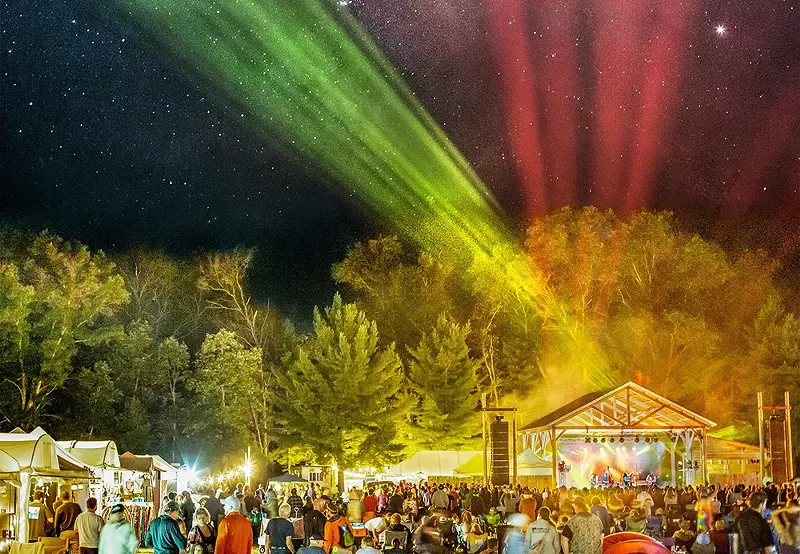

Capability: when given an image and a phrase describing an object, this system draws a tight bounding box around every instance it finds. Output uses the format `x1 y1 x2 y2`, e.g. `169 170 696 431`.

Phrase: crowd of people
22 479 800 554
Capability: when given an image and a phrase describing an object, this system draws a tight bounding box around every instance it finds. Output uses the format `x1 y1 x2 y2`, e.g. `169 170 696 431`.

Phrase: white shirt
356 547 382 554
75 510 104 547
365 517 387 534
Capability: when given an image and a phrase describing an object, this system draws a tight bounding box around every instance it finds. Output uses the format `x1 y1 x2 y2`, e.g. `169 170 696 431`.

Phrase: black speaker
769 415 789 483
491 419 510 485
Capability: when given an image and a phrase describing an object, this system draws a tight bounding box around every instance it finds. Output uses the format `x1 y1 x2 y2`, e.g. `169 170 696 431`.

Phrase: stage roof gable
521 381 715 434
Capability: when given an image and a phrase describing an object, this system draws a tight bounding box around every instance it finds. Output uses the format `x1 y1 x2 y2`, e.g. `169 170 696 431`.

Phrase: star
715 25 727 36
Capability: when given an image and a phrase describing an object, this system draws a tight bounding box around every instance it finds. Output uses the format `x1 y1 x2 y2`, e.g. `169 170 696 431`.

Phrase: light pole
243 446 253 489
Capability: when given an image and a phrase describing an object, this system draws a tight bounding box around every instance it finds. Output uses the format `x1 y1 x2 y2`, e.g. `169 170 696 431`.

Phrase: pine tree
406 314 481 450
274 294 405 486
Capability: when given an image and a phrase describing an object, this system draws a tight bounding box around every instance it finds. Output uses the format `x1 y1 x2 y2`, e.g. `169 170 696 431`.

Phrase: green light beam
112 0 614 390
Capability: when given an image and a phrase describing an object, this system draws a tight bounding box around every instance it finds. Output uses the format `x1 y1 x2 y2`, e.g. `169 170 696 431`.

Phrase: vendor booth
57 440 122 510
111 452 178 545
0 428 91 543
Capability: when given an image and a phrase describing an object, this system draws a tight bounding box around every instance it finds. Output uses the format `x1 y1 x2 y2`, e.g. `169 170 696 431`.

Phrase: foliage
274 294 405 473
0 232 128 429
404 314 481 450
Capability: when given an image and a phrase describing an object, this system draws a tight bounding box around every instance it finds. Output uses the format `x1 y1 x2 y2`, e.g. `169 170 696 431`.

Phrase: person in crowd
304 499 328 546
189 506 218 554
388 488 405 515
519 490 539 524
413 516 443 554
525 507 561 554
385 538 406 554
484 507 501 528
773 500 800 554
182 491 197 537
286 489 305 519
245 487 261 516
75 497 104 554
265 503 297 554
503 514 530 554
324 500 355 553
484 537 499 554
432 486 450 511
54 489 82 538
402 491 419 520
387 512 413 548
734 492 774 554
355 536 381 554
28 490 53 542
205 489 224 527
625 508 646 534
298 534 328 554
216 495 254 554
693 532 716 554
146 501 187 554
466 523 488 554
99 504 139 554
561 497 603 554
674 520 697 553
589 496 611 536
363 489 378 518
364 512 387 542
709 520 730 554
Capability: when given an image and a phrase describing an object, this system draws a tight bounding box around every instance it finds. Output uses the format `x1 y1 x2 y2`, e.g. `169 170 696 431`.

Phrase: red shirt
363 496 378 514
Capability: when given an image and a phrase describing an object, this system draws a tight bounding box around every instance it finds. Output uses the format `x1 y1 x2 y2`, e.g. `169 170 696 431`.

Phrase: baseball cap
110 504 125 515
223 495 241 510
164 501 181 513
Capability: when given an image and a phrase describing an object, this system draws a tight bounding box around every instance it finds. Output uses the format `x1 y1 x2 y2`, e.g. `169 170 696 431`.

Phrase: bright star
715 25 726 36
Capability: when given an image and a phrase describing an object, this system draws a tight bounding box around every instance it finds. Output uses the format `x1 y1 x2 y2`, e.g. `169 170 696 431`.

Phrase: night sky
2 0 799 320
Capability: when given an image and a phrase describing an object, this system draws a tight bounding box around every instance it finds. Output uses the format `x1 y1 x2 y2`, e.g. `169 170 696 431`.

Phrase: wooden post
700 431 708 484
786 391 794 479
670 436 677 487
758 392 765 483
482 393 488 487
550 427 558 488
512 414 518 487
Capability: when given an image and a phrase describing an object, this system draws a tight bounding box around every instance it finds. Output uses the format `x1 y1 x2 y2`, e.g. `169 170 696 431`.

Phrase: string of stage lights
110 0 613 389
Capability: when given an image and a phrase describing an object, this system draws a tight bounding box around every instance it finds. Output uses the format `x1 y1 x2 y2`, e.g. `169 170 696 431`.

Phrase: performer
622 472 630 488
601 467 611 488
589 473 598 488
646 472 656 487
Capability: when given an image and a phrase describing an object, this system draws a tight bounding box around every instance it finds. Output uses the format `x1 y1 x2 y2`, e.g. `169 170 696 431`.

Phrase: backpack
338 522 355 549
527 526 548 554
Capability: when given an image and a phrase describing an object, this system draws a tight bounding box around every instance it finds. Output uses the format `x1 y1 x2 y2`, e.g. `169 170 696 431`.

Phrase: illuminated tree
0 232 128 429
274 294 404 488
404 315 481 450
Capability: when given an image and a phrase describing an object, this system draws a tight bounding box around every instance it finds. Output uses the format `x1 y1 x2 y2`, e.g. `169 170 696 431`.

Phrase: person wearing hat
216 494 254 554
145 500 187 554
99 504 139 554
298 534 327 554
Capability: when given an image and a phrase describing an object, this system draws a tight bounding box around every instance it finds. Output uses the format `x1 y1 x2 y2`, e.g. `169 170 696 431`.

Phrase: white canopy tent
57 440 121 469
384 451 481 479
0 428 92 542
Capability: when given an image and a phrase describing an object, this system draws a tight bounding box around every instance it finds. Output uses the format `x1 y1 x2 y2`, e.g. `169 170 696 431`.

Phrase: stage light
645 436 651 443
593 438 598 443
600 437 606 443
635 436 640 443
585 436 591 443
653 437 659 443
618 436 624 443
609 438 615 443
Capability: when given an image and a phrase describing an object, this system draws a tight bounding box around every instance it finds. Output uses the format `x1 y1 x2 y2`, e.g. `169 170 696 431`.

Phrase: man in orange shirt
216 495 254 554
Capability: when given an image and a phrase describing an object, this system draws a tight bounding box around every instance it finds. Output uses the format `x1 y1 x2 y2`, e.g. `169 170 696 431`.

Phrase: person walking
182 491 197 536
75 497 104 554
734 492 775 554
216 495 254 554
54 489 82 538
265 504 297 554
146 501 188 554
99 504 139 554
189 506 218 554
525 507 561 554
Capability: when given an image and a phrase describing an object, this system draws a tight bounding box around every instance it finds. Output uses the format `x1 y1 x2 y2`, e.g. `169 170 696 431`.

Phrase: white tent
0 428 92 542
57 440 121 469
385 451 482 478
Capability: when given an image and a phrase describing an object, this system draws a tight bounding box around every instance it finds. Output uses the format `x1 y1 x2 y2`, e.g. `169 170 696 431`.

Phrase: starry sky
2 0 799 319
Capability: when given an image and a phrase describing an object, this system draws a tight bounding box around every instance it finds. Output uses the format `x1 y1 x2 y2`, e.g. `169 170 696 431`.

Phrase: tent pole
482 393 488 487
18 471 30 542
512 414 518 488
